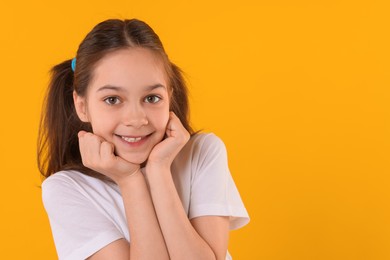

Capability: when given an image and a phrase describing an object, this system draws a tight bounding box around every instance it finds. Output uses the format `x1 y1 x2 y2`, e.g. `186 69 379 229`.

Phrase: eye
144 95 161 104
104 96 121 105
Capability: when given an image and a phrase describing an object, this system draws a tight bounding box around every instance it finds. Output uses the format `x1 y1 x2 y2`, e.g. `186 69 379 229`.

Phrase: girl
38 19 249 260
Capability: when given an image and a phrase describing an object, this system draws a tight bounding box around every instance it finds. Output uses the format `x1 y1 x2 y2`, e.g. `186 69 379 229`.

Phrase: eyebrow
97 84 166 92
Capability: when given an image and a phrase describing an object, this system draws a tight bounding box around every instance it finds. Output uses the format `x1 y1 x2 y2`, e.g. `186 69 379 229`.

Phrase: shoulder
41 171 127 259
41 171 85 207
190 132 224 145
41 170 113 207
42 170 81 185
186 132 227 156
42 170 80 194
173 132 229 175
42 170 111 190
42 170 91 194
172 132 228 173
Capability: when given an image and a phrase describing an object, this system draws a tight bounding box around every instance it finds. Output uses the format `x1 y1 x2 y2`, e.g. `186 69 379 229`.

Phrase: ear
73 91 89 122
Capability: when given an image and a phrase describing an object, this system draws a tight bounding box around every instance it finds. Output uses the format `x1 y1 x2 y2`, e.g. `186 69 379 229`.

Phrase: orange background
0 0 389 259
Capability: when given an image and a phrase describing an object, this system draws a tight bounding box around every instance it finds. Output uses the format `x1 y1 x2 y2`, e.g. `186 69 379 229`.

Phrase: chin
118 151 150 166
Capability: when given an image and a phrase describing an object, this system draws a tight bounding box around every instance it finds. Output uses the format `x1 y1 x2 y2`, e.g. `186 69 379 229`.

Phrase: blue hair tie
71 58 76 72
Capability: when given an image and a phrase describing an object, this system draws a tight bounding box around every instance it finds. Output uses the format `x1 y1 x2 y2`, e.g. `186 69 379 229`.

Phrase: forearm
118 170 170 260
146 166 216 260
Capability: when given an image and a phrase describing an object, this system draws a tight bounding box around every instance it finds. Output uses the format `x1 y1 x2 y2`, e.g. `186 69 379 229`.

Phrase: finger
78 132 103 166
166 121 175 137
167 112 179 129
169 111 179 123
167 112 185 136
78 130 87 138
100 141 115 162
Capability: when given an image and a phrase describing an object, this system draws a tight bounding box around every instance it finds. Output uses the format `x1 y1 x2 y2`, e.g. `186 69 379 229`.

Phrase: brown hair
37 19 194 181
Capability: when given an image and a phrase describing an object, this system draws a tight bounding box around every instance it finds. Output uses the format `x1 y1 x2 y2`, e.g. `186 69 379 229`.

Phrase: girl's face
74 48 170 164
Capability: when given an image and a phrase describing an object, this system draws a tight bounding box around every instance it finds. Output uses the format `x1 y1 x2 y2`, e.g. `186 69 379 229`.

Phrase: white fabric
42 133 250 260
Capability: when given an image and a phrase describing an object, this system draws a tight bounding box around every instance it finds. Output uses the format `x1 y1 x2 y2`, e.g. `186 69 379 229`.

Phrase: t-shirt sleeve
188 134 250 230
42 174 124 260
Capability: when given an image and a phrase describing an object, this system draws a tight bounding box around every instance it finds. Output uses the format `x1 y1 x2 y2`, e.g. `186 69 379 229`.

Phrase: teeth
122 136 143 143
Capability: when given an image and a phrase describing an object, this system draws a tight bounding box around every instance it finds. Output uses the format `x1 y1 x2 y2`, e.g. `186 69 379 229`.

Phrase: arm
146 165 230 260
78 132 169 260
145 113 230 260
118 170 170 259
88 170 169 260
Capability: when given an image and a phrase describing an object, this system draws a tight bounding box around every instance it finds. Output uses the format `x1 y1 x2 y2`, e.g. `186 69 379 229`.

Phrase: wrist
146 162 171 172
116 168 142 188
145 163 171 178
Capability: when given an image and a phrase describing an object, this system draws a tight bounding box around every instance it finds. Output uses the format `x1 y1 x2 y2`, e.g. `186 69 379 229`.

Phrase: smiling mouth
122 136 142 143
116 134 151 143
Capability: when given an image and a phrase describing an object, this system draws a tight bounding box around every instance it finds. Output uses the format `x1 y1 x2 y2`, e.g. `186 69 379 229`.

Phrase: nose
122 102 148 128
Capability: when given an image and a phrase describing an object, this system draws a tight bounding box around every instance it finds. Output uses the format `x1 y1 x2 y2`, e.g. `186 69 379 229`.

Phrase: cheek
153 109 170 131
87 109 114 136
89 121 106 137
160 112 170 130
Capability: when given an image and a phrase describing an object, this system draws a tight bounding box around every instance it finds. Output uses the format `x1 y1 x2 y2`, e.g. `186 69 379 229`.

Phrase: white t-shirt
42 133 250 260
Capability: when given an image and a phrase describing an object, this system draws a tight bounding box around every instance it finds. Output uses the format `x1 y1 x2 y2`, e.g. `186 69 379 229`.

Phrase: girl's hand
78 131 140 184
147 112 190 169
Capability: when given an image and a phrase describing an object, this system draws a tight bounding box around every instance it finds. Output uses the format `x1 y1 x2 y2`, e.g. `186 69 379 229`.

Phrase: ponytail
37 59 93 179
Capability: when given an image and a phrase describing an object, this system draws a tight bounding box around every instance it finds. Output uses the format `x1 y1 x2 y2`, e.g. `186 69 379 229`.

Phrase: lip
115 133 152 147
